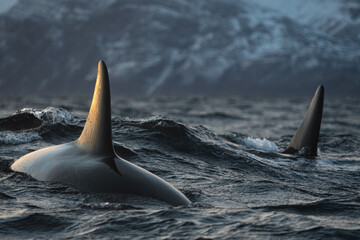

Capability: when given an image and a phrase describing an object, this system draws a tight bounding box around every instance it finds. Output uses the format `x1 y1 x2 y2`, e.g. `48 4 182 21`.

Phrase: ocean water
0 96 359 239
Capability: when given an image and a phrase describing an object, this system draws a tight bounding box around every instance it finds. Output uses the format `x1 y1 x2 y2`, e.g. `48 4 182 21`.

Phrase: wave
0 107 74 131
1 97 359 239
0 107 79 144
221 133 281 153
190 111 241 119
242 137 279 152
0 112 42 131
17 107 74 125
256 199 360 216
0 192 15 200
0 212 71 234
0 131 42 145
121 116 234 158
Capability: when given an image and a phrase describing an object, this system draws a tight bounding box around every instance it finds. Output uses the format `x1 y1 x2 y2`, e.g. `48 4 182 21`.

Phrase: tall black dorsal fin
283 85 324 156
77 60 114 155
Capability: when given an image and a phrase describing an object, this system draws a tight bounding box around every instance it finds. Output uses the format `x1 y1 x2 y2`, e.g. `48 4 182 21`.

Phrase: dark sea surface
0 96 359 239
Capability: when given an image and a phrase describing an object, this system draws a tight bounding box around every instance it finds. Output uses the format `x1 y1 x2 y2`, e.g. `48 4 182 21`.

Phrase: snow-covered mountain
0 0 359 96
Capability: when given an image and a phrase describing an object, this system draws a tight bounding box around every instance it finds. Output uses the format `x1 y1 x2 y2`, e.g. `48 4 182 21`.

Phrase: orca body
11 61 191 206
283 85 324 156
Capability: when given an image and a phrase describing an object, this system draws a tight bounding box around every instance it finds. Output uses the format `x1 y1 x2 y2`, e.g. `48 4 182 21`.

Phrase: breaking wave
17 107 74 124
242 137 279 152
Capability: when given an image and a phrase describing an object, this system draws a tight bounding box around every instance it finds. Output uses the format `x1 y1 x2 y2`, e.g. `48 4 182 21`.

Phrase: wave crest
243 137 279 152
17 107 74 124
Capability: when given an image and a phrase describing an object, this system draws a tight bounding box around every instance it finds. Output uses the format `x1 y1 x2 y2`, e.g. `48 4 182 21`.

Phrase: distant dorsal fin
283 85 324 156
77 60 114 155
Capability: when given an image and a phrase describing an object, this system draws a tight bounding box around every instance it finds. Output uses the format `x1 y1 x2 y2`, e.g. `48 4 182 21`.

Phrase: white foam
0 132 42 145
17 107 73 124
243 137 279 153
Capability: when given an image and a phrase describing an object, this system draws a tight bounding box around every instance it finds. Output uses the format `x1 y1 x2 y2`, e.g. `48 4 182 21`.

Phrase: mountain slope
0 0 359 96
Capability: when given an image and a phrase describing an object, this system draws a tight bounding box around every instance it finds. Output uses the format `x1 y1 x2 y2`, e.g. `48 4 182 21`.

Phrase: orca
283 85 324 156
11 60 191 206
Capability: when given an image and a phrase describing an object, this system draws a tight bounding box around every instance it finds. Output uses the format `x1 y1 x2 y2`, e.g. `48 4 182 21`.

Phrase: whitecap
17 107 73 124
243 137 279 152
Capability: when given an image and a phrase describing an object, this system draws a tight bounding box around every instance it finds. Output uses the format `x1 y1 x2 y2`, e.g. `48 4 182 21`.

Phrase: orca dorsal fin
77 60 114 155
283 85 324 156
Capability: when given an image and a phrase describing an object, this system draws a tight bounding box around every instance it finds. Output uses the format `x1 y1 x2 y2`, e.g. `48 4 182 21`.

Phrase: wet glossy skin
283 85 324 156
11 60 190 206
